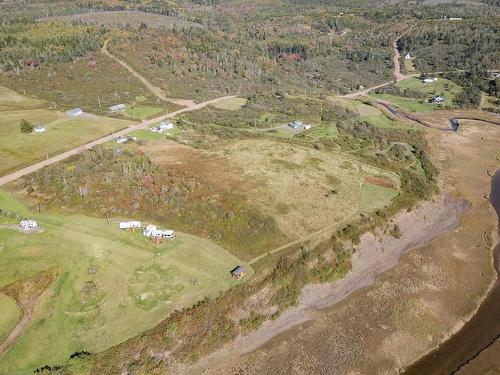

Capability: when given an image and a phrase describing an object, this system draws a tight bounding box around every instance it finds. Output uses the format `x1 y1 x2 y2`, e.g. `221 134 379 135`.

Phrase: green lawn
360 183 399 212
0 294 20 343
368 93 435 113
0 109 134 176
369 77 463 113
0 191 249 374
125 105 163 119
212 97 248 111
337 98 411 129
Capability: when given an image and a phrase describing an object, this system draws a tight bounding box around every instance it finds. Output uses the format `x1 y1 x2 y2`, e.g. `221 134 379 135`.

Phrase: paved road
0 95 235 187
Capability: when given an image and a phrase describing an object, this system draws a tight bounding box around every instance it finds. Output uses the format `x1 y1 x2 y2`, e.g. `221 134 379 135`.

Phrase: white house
116 135 136 144
288 120 303 129
119 221 142 230
20 220 38 228
404 53 411 60
109 104 126 113
423 77 438 83
431 95 445 104
159 121 174 130
34 127 46 133
66 108 83 117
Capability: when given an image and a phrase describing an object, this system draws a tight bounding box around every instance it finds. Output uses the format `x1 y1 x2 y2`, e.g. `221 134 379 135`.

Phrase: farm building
288 120 303 129
404 53 411 60
109 104 126 113
34 127 46 133
230 266 246 280
20 219 38 228
430 95 445 104
116 135 136 144
66 108 83 117
160 121 174 130
304 124 312 130
119 221 142 230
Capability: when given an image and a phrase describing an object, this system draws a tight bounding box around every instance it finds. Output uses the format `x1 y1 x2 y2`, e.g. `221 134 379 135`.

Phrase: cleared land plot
369 78 463 113
0 106 134 176
125 104 163 119
145 138 400 241
335 98 411 129
39 11 203 29
0 86 45 111
0 294 19 344
0 190 248 374
211 97 248 111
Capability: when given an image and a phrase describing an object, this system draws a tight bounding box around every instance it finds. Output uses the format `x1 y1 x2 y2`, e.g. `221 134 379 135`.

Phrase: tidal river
403 169 500 375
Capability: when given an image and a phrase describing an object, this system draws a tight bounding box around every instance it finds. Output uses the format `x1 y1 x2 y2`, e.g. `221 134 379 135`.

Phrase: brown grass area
364 175 397 189
0 268 58 357
144 138 366 240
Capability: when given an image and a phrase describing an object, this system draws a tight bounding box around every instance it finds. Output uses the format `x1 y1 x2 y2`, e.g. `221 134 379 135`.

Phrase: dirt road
101 39 195 107
0 95 235 187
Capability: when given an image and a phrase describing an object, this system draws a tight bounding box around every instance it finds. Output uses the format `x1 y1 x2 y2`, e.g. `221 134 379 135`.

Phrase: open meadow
0 190 249 374
0 86 135 176
369 77 463 113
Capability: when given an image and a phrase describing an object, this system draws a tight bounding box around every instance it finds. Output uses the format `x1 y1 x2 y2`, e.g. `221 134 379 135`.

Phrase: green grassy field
336 98 412 129
368 93 435 113
360 183 399 212
0 190 249 374
125 105 164 119
211 97 248 111
369 77 463 113
0 86 135 176
0 294 19 343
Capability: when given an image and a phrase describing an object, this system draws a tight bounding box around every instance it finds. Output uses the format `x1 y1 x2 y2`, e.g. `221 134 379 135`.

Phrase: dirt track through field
101 39 195 107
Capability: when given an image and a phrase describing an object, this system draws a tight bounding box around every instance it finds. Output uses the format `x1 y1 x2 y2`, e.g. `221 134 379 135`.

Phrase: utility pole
97 95 102 109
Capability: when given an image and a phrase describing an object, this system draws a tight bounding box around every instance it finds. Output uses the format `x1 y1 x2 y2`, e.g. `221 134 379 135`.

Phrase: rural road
101 39 195 107
0 95 235 187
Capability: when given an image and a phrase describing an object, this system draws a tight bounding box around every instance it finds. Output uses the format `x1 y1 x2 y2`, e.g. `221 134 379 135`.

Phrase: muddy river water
403 169 500 375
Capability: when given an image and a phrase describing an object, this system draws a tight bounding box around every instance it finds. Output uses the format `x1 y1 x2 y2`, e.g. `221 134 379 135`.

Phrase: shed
34 127 46 133
67 108 83 117
109 104 126 113
230 266 246 280
431 95 445 104
404 53 411 60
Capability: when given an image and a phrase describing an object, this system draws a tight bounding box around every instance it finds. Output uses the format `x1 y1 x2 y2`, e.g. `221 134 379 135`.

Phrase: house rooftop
230 266 246 276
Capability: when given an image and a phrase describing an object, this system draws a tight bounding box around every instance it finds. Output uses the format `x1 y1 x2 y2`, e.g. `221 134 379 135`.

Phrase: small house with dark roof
230 266 246 280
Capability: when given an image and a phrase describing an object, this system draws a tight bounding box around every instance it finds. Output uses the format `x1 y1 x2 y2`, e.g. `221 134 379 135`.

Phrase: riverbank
179 117 499 374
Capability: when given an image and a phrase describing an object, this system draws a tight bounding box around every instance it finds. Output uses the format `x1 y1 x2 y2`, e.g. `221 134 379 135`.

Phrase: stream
403 169 500 375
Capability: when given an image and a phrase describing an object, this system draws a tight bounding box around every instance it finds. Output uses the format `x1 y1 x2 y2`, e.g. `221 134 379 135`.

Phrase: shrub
20 119 34 133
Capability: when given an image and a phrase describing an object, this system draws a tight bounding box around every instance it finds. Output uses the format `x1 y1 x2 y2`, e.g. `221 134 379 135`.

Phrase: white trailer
20 220 39 228
119 221 142 230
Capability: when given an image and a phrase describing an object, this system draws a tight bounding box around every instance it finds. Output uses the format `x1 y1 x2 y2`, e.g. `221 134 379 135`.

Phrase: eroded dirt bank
180 118 499 374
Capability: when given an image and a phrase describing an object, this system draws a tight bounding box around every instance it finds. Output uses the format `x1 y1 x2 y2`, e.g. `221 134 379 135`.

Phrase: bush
20 119 34 133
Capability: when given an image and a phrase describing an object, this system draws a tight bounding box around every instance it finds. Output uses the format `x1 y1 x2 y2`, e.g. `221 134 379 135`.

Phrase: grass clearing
369 93 435 113
0 294 19 343
360 183 399 212
211 97 248 111
0 190 249 374
396 77 462 103
337 98 411 129
0 100 134 176
125 105 163 119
